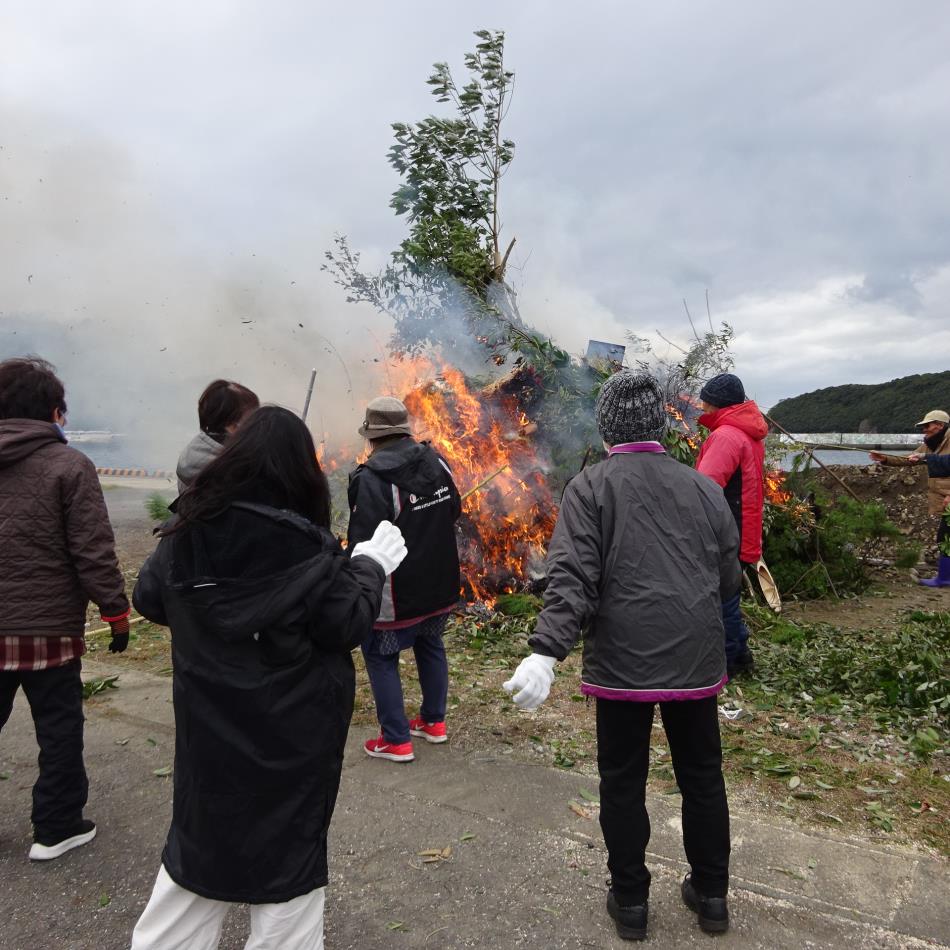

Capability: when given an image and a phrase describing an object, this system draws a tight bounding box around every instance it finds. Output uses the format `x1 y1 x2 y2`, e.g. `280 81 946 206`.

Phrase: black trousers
0 660 88 837
596 696 730 904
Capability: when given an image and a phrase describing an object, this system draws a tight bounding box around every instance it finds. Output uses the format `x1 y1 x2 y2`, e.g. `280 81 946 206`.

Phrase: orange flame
666 402 700 451
764 469 793 505
319 357 556 605
397 360 556 604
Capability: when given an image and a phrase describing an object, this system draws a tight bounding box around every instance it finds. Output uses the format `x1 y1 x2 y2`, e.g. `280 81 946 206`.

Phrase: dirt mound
804 463 939 560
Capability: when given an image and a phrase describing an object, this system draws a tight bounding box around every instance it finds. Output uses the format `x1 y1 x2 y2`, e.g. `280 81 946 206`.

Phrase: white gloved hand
350 521 408 576
502 653 557 710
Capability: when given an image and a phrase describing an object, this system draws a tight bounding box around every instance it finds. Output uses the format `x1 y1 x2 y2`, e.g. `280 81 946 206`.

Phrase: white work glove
350 521 408 576
502 653 557 711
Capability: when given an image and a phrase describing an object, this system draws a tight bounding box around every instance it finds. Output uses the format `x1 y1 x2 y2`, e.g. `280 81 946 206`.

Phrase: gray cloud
2 0 949 440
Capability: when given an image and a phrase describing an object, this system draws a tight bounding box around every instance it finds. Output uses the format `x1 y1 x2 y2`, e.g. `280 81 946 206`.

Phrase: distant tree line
769 371 950 432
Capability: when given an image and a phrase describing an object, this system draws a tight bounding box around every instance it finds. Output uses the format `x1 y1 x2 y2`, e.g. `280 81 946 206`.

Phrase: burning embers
397 361 556 603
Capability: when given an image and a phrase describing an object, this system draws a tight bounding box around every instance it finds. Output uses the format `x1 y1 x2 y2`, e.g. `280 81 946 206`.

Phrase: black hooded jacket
347 437 461 626
132 501 384 903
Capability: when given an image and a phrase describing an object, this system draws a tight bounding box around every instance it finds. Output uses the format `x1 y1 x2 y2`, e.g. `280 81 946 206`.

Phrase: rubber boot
918 554 950 588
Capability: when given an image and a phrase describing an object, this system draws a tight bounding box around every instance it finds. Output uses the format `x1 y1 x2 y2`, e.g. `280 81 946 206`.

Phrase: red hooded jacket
696 401 769 563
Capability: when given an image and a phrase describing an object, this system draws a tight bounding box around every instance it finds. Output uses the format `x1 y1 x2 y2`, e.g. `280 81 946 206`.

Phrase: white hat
914 409 950 427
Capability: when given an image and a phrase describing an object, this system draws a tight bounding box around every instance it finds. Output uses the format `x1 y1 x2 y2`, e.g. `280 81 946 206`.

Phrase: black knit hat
595 371 667 446
699 373 746 409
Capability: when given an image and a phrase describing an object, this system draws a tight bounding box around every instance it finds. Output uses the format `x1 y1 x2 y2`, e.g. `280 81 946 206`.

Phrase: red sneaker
409 718 447 744
364 736 415 762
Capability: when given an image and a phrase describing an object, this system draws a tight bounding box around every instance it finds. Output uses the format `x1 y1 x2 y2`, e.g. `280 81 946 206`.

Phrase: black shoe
727 649 754 678
681 873 729 934
29 819 97 861
606 889 648 941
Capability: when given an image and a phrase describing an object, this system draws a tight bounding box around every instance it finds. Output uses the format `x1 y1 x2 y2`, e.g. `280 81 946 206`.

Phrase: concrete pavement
1 663 947 950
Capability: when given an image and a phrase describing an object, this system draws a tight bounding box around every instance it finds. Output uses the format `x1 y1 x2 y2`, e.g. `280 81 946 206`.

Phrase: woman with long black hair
129 406 406 950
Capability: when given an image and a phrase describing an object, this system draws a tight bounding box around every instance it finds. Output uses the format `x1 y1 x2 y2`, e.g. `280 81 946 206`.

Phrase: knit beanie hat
699 373 746 408
595 371 667 446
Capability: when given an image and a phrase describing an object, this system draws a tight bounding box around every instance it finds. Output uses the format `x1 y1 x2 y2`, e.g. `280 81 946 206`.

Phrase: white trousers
130 865 326 950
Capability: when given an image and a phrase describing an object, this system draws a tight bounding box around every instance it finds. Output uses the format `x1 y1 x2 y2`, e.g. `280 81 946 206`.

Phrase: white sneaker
29 820 97 860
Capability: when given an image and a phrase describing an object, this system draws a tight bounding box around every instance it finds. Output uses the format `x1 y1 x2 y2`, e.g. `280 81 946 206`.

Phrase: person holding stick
348 396 462 763
503 371 740 940
870 409 950 587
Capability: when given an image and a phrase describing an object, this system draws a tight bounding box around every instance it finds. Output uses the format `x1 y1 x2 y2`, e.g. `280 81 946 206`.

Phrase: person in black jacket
129 406 406 950
348 396 462 762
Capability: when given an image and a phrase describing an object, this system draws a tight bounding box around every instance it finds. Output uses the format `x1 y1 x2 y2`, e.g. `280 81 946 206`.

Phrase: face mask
924 425 948 451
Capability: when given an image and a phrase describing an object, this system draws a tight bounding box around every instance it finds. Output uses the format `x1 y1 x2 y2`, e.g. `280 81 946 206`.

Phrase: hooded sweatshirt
696 401 769 563
176 430 224 494
347 436 461 627
0 419 129 634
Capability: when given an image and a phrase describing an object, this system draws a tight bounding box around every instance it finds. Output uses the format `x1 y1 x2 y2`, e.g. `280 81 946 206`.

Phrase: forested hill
768 371 950 432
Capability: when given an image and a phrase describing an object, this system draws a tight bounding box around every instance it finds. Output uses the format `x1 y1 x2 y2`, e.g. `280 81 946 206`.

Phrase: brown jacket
0 419 129 636
879 427 950 514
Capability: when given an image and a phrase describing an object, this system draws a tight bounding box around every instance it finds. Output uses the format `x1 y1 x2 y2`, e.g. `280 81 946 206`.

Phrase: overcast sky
2 1 949 452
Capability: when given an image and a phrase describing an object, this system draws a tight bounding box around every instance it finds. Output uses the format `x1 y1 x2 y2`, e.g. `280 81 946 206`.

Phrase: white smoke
0 103 404 468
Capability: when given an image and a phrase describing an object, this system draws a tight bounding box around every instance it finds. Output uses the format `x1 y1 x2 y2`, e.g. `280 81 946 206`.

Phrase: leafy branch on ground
742 604 948 755
82 674 119 700
763 492 915 599
145 492 171 522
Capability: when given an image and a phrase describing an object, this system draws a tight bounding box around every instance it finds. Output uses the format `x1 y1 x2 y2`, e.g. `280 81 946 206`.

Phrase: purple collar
607 441 666 456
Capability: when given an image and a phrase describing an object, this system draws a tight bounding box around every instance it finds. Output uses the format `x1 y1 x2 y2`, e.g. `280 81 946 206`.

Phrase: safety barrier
96 467 175 479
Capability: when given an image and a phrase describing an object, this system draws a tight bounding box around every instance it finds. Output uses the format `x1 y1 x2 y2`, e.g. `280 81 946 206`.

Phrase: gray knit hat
358 396 412 440
595 371 667 446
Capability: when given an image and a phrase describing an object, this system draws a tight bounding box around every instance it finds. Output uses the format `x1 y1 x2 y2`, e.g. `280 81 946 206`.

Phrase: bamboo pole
301 368 317 422
461 464 509 501
783 439 916 456
85 615 149 638
765 413 861 501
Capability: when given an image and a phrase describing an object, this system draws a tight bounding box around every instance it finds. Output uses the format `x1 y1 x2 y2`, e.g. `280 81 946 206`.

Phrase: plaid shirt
0 635 86 672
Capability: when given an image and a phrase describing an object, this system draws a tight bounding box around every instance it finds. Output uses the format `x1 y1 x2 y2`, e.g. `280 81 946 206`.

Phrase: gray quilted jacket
529 449 741 700
0 419 129 635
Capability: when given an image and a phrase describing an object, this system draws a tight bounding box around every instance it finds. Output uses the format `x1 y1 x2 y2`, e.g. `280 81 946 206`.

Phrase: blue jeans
721 591 751 666
361 614 450 745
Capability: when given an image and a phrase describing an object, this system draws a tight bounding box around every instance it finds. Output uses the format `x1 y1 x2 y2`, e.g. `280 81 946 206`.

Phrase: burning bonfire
397 360 556 603
321 357 557 605
320 363 800 606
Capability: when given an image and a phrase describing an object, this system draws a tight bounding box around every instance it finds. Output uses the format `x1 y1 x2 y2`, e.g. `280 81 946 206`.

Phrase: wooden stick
764 413 861 501
301 368 317 422
461 464 509 501
85 615 149 638
578 446 592 474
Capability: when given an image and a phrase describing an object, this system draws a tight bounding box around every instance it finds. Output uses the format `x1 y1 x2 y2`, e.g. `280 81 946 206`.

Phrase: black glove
108 616 130 653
